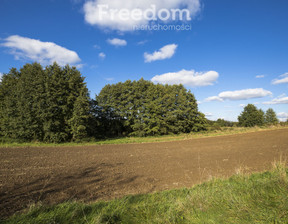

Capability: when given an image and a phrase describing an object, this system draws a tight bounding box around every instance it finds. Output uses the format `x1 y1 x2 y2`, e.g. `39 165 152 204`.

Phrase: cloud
105 77 114 81
256 75 265 78
137 40 148 45
205 88 272 102
0 72 3 82
144 44 177 63
1 35 81 66
277 112 288 121
204 112 213 117
99 52 106 59
83 0 201 31
263 95 288 105
272 72 288 85
151 69 219 87
205 96 223 102
278 112 288 118
107 38 127 46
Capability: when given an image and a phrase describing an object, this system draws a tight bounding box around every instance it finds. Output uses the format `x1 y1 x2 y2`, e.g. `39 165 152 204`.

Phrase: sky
0 0 287 121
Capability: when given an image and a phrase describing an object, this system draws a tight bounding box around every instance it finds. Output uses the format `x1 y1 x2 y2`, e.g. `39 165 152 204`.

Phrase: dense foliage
96 79 207 136
0 63 90 142
1 63 282 142
207 119 237 130
238 104 279 127
0 63 208 142
238 104 264 127
264 108 279 125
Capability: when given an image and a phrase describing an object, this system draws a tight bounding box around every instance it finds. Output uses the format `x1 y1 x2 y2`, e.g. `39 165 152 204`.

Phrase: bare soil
1 129 288 218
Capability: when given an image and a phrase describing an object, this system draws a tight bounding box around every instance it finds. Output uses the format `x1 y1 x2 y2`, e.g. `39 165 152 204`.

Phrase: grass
0 125 287 148
2 161 288 224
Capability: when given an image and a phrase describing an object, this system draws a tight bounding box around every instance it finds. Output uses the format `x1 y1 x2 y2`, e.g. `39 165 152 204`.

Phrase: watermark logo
134 24 192 31
97 4 192 22
96 4 192 31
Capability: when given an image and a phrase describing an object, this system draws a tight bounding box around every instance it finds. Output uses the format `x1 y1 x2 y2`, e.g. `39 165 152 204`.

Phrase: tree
69 90 91 141
0 63 46 140
238 104 264 127
264 108 279 125
97 79 207 136
0 68 20 139
215 119 235 127
42 63 89 142
89 99 125 138
0 62 91 142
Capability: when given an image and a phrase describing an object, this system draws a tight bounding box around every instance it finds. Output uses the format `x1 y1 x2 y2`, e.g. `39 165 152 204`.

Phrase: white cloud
0 72 3 82
263 95 288 105
272 72 288 85
83 0 201 31
137 40 148 45
278 112 288 118
205 88 272 102
1 35 81 66
107 38 127 46
144 44 177 63
204 112 213 117
99 52 106 59
277 112 288 121
256 75 265 78
205 96 223 102
151 69 219 87
105 77 114 81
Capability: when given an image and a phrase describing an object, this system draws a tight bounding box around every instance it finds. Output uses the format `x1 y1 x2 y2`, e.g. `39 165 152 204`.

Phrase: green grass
1 125 287 148
2 162 288 224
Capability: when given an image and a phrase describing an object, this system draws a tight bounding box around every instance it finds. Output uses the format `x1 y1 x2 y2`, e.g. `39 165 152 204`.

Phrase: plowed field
1 129 287 217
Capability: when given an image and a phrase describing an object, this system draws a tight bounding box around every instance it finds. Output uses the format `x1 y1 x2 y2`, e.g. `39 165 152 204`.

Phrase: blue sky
0 0 287 121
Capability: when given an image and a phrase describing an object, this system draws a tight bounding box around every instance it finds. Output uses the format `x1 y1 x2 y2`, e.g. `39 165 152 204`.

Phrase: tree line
0 63 284 143
238 104 279 127
0 63 207 142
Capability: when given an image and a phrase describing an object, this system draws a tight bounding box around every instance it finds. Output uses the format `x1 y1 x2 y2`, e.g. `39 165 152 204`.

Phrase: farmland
0 128 288 218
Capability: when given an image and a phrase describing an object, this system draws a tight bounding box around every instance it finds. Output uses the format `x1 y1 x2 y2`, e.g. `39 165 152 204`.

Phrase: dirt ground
0 129 288 218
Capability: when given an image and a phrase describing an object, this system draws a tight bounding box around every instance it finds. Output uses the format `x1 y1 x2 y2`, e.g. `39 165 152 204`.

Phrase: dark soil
1 129 287 218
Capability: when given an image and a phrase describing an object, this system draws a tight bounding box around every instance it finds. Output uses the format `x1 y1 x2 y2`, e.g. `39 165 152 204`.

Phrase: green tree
97 79 207 137
0 63 46 140
238 104 264 127
17 63 46 140
264 108 279 125
69 90 90 141
0 68 20 138
214 119 235 127
0 62 91 143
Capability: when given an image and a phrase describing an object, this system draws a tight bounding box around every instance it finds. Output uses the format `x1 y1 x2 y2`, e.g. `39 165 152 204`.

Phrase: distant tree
238 104 264 127
264 108 279 125
215 119 236 127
